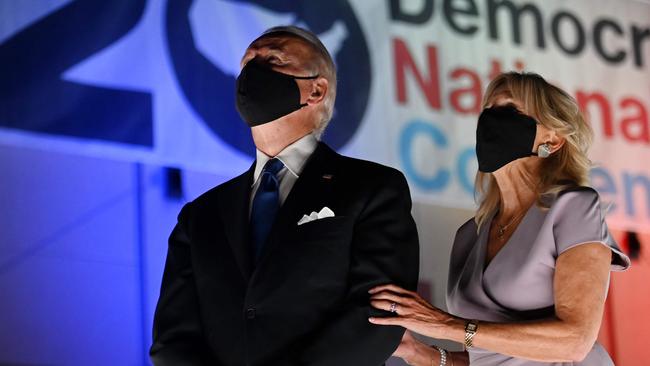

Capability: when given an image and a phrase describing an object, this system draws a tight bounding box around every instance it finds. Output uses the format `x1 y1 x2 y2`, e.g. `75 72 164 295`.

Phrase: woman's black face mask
476 105 539 173
235 60 319 127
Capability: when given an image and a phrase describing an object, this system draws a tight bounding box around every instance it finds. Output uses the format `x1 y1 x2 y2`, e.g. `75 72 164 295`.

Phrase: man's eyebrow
265 49 287 59
240 47 293 66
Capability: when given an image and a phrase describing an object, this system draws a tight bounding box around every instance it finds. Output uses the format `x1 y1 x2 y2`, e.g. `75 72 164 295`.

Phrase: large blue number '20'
0 0 152 146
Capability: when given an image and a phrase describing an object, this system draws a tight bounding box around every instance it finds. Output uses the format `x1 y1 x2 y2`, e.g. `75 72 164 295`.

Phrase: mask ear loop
294 74 320 108
293 74 319 80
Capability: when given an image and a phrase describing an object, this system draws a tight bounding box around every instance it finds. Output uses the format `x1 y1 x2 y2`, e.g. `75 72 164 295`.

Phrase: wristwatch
464 320 479 349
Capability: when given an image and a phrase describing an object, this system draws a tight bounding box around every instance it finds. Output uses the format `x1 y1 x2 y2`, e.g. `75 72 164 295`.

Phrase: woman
368 72 630 365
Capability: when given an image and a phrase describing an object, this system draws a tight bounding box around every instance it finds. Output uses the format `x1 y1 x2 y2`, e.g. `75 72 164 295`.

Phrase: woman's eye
505 103 520 111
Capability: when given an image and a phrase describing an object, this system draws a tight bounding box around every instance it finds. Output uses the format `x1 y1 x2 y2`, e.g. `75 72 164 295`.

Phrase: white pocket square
297 207 335 226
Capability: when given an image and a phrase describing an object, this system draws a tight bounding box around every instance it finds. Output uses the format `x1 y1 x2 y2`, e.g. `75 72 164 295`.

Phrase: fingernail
368 317 375 322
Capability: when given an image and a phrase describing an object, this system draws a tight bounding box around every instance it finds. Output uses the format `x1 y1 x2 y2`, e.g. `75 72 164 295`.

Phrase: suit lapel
255 142 339 269
217 163 255 281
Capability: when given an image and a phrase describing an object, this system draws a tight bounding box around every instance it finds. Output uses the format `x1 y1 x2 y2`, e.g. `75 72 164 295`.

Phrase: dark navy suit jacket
150 142 420 366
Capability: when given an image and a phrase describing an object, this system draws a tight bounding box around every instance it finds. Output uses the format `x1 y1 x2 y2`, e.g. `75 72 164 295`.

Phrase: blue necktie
250 158 285 261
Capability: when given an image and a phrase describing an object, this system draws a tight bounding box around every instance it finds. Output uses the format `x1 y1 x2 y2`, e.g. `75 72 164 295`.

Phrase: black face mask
476 105 539 173
235 60 319 127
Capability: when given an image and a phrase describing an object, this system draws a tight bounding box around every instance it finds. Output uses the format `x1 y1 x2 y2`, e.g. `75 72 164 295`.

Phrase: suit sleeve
294 169 420 366
150 202 220 366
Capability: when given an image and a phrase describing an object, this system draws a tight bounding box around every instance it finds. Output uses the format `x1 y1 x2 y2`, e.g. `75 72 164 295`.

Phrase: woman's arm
400 346 469 366
392 331 469 366
369 242 612 363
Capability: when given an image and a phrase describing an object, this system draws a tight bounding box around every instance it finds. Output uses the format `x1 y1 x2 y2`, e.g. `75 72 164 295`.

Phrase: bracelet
433 346 447 366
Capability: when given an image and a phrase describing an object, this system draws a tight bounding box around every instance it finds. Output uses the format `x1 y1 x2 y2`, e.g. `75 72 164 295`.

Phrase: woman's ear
305 77 328 105
540 129 566 154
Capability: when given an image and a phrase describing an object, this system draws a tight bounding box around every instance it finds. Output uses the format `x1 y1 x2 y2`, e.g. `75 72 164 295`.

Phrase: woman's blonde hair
475 72 594 229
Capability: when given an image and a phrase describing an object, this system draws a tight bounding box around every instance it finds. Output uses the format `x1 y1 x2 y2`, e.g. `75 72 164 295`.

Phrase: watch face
466 323 478 332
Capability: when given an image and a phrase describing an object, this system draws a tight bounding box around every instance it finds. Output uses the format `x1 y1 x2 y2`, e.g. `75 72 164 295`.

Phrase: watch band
464 319 479 349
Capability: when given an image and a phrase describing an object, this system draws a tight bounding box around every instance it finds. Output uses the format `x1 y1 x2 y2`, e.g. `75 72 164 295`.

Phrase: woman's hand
368 284 464 340
393 331 421 362
392 331 434 366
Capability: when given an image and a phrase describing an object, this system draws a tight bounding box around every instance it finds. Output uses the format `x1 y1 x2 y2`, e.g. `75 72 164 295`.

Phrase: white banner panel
1 0 649 231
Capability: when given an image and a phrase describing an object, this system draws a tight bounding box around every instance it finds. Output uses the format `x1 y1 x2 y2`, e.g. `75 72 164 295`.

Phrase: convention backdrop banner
1 0 649 231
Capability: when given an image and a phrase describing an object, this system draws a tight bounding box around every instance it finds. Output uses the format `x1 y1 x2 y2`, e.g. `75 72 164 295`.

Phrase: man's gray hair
257 25 337 139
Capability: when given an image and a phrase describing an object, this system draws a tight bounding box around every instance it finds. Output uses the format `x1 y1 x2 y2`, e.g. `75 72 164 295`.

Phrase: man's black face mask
476 105 539 173
235 60 319 127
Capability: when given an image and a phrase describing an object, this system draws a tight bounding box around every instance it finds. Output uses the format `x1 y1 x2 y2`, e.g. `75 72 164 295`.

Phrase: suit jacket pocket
289 216 353 291
294 216 350 240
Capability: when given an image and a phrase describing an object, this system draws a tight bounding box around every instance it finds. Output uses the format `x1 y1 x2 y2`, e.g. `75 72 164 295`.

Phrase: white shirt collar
252 133 319 186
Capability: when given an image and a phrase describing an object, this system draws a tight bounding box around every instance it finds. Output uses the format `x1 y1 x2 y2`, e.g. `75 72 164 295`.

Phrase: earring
537 143 552 158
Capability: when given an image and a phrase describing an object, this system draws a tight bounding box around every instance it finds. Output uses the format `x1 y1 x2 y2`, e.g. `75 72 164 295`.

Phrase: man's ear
305 77 328 105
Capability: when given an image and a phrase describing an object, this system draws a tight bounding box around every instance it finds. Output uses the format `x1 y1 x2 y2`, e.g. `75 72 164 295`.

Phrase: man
150 26 419 366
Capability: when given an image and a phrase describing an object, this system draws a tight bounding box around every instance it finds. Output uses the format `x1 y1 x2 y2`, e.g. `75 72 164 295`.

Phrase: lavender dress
446 187 630 365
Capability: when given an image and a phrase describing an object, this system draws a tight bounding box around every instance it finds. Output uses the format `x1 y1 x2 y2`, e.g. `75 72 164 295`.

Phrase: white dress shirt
249 133 319 215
